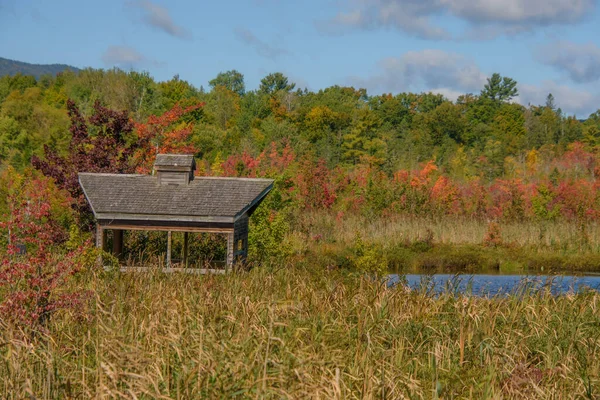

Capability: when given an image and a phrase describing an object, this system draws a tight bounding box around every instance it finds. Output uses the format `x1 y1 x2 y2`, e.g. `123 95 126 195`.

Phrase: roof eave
78 174 98 218
234 181 274 220
95 213 235 224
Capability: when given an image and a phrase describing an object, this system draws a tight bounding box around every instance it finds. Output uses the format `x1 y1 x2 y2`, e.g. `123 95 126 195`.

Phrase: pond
388 273 600 296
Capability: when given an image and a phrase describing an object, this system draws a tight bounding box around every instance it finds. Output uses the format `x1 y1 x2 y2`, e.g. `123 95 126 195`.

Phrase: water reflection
388 274 600 296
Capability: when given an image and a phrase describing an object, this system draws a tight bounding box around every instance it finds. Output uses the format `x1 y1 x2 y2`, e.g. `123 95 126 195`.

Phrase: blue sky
1 0 600 116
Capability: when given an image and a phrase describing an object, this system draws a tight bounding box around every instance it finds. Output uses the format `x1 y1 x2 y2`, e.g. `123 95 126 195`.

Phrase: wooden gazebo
79 154 273 271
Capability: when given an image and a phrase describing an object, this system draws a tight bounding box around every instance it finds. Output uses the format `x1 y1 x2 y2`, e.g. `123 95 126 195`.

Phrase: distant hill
0 57 80 79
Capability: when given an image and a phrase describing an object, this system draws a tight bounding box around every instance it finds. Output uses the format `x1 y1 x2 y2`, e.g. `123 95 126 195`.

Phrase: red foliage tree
32 100 138 226
559 142 596 177
0 170 89 330
459 179 488 219
222 151 260 177
555 179 598 220
293 159 338 209
488 179 528 221
221 141 296 179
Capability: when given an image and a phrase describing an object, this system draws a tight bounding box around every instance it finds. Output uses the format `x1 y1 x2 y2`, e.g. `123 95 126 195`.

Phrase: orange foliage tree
133 102 205 173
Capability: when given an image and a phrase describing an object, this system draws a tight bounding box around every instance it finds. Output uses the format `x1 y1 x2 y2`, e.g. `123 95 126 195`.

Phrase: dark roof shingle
79 173 273 222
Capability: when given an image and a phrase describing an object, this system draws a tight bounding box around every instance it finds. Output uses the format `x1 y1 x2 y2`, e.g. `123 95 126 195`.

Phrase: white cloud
350 49 599 116
101 45 165 69
321 0 597 39
537 41 600 83
517 81 600 117
234 28 288 60
349 49 487 98
102 45 146 66
131 0 191 39
449 0 593 25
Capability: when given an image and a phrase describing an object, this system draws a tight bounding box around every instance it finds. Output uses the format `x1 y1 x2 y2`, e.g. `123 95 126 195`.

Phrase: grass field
2 265 600 399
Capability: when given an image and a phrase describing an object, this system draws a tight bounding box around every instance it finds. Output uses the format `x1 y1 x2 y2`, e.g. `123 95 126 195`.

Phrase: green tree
583 110 600 147
545 93 556 110
369 94 410 130
129 70 162 119
480 73 518 103
209 70 245 96
259 72 295 95
0 87 70 169
303 105 340 143
491 103 526 154
157 74 200 112
0 73 37 104
559 116 583 144
235 91 270 135
524 108 551 148
260 116 298 146
205 85 240 130
342 108 385 165
0 115 26 166
424 101 467 145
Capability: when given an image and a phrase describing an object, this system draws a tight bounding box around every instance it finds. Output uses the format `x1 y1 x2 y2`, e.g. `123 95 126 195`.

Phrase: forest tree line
1 67 600 229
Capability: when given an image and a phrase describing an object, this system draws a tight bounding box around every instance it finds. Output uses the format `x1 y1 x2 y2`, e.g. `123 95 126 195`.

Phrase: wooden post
233 213 249 267
113 229 123 260
166 231 172 269
96 225 104 266
226 232 234 271
241 237 249 265
102 229 108 252
183 232 189 268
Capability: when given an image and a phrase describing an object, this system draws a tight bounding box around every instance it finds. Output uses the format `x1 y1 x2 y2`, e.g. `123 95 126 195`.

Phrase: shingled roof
154 154 195 168
79 173 274 224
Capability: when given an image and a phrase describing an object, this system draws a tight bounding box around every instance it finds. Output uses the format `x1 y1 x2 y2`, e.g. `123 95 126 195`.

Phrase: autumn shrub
483 222 503 247
292 158 339 210
0 169 92 331
414 245 500 273
216 148 600 226
430 175 461 216
248 203 292 263
0 246 91 330
344 233 388 275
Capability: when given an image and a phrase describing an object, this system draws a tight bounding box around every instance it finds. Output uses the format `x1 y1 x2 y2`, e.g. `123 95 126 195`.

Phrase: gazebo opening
79 154 273 272
102 230 228 269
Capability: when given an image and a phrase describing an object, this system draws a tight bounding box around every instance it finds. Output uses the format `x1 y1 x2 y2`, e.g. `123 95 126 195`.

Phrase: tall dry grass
288 212 600 274
296 212 600 252
1 265 599 398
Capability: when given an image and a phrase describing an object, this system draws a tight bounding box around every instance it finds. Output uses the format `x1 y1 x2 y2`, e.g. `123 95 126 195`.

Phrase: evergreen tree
480 73 518 103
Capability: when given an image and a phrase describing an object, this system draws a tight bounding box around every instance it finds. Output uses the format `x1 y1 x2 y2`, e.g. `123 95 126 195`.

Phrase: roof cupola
153 154 196 185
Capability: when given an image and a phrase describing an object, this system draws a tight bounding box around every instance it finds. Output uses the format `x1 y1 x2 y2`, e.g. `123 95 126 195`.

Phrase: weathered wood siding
233 213 249 264
157 171 189 185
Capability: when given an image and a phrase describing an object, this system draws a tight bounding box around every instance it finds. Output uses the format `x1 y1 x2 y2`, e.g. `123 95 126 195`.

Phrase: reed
291 212 600 274
296 212 600 252
1 266 599 398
